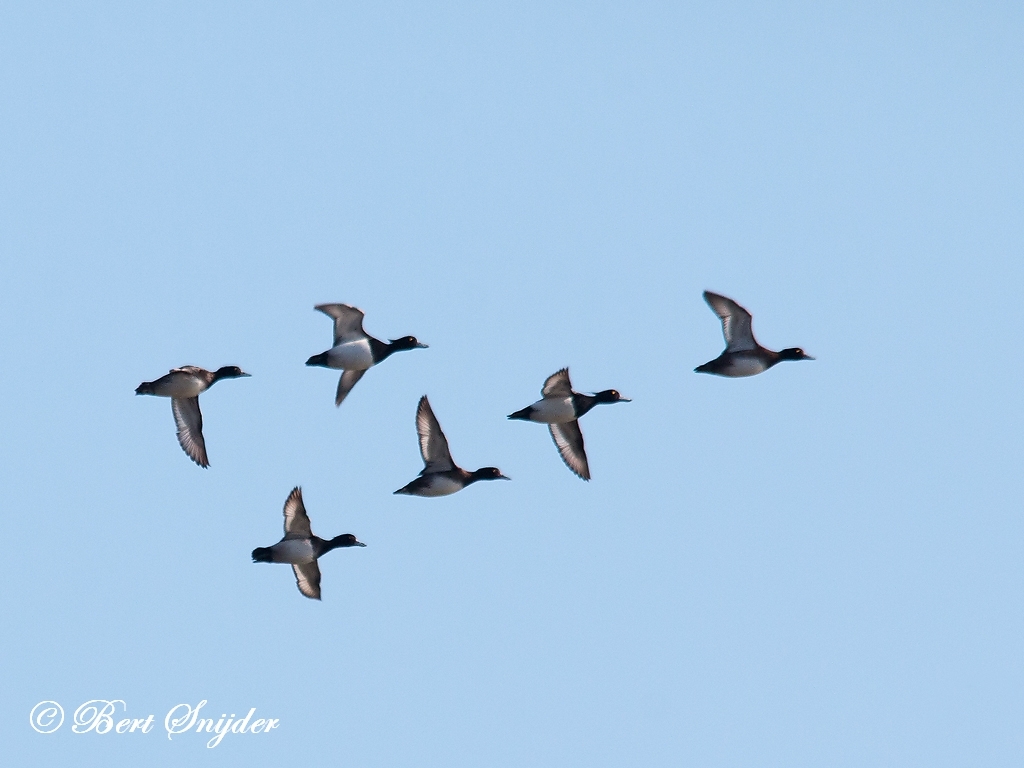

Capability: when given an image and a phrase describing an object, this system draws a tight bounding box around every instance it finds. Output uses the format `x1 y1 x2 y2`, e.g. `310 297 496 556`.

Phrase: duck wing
703 291 757 352
416 396 454 474
315 304 367 346
541 368 574 397
292 561 322 600
549 420 591 481
282 486 313 539
335 369 366 407
171 397 209 468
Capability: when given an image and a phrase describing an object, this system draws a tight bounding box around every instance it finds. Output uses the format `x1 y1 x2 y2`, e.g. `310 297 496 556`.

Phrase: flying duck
507 368 630 481
135 365 250 467
306 303 427 406
394 396 510 496
251 487 366 601
695 291 814 377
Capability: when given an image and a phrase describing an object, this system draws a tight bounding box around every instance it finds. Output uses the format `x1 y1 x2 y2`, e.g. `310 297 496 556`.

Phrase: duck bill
415 342 429 349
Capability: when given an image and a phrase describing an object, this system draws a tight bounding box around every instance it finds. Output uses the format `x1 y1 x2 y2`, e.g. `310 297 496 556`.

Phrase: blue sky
2 2 1023 765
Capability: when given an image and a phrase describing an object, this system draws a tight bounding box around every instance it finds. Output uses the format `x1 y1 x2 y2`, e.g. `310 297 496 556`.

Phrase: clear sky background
2 2 1023 766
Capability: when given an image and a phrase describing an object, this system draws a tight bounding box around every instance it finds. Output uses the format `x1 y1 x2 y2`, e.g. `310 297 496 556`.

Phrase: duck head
213 366 251 381
329 534 367 548
388 336 428 352
470 467 511 483
592 389 631 404
778 347 815 362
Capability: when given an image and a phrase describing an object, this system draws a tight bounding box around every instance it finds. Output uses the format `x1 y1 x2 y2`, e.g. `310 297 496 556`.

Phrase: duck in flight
695 291 814 377
135 365 250 467
251 487 366 601
306 303 427 406
508 368 630 481
394 396 510 497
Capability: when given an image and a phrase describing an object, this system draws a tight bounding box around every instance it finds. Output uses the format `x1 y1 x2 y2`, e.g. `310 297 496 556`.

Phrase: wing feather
171 397 209 468
282 487 313 539
292 562 322 600
548 420 591 481
542 368 573 397
335 369 367 407
315 303 367 346
703 291 757 352
416 396 454 473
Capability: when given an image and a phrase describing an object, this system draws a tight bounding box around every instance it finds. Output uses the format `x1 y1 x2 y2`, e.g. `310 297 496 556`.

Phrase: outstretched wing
335 369 367 407
282 486 313 539
292 562 322 600
703 291 757 352
549 420 591 481
171 397 209 467
315 303 367 346
416 396 454 473
542 368 573 397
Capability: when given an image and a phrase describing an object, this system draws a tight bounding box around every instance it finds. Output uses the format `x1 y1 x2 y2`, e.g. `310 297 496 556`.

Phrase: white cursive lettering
73 700 126 734
164 700 206 740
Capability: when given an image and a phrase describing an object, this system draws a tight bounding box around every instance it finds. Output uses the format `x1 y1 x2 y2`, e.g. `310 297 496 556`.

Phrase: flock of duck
135 291 813 600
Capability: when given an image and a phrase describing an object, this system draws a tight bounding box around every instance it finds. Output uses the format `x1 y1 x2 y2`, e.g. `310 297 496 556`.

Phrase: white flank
273 539 317 564
724 356 769 377
153 376 206 398
527 397 576 423
419 475 465 497
326 339 374 370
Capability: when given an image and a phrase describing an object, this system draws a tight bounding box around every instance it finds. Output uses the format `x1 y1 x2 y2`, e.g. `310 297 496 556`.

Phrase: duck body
508 395 576 424
394 466 507 497
394 396 509 497
135 365 242 398
695 291 813 378
306 303 426 406
313 338 377 371
253 537 319 565
508 368 630 481
135 365 250 467
694 350 778 377
252 487 365 600
508 390 624 424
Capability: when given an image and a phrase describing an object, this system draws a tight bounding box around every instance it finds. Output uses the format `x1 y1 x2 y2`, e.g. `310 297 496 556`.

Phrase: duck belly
417 475 465 497
151 375 206 398
326 340 374 370
722 356 770 377
271 539 317 564
527 397 576 423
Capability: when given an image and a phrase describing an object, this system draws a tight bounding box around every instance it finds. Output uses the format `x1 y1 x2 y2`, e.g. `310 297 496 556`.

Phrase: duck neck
572 393 598 417
368 337 393 362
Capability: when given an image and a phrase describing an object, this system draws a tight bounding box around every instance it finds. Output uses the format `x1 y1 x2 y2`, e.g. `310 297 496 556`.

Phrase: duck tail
251 547 273 563
507 406 533 420
135 381 155 395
